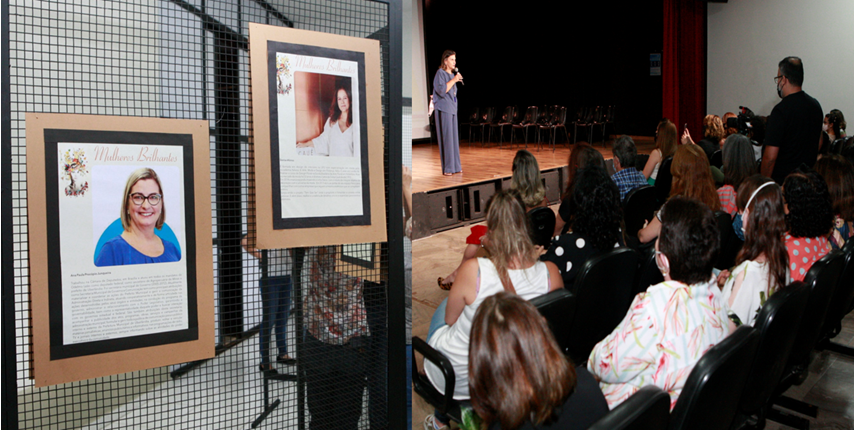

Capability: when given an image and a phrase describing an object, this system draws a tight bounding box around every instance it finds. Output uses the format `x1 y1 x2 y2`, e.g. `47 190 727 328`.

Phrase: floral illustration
62 148 89 196
276 54 292 95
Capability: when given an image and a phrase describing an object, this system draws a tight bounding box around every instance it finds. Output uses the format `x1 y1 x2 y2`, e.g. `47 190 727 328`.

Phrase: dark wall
423 1 663 136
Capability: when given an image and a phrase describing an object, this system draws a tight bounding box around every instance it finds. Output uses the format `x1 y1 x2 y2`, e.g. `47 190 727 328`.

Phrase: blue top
611 167 649 201
95 235 181 267
432 68 457 115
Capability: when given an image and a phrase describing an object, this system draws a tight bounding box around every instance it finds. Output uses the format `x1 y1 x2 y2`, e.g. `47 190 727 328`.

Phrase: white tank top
425 258 551 399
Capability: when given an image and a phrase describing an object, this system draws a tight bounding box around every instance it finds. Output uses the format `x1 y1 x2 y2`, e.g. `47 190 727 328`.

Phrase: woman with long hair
555 143 605 235
543 165 622 288
642 119 678 184
469 293 608 430
782 169 834 280
718 134 757 217
438 150 548 289
589 196 730 409
718 175 789 329
814 154 854 248
433 50 463 175
639 144 721 243
824 110 846 143
296 85 357 157
424 190 563 430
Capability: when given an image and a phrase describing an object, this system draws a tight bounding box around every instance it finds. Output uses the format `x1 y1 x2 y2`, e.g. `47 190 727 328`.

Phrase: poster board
27 113 214 387
249 23 387 249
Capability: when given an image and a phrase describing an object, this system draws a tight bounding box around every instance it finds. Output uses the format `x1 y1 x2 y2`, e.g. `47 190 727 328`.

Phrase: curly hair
782 169 834 238
670 144 721 212
511 149 546 209
736 175 788 296
813 155 854 221
703 114 725 142
561 142 605 200
566 165 622 251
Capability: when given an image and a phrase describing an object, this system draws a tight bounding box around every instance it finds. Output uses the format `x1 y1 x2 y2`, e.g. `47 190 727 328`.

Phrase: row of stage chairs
414 237 854 430
461 105 616 151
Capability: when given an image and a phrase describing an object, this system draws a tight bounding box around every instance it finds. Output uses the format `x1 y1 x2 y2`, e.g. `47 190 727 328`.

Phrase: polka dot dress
784 233 830 282
542 232 614 289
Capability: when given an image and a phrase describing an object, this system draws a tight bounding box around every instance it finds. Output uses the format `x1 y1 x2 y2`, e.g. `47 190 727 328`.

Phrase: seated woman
638 144 721 244
469 292 608 430
554 142 606 236
438 149 549 289
782 169 834 281
696 114 726 161
717 134 757 217
424 190 563 430
95 168 181 266
814 155 854 249
642 119 677 185
588 196 730 410
718 175 789 329
542 165 622 288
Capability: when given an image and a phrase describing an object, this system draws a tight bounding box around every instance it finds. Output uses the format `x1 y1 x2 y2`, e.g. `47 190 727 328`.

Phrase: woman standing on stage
433 50 463 176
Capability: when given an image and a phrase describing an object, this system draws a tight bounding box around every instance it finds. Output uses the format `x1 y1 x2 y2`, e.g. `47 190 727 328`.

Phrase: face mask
776 82 783 99
823 124 829 132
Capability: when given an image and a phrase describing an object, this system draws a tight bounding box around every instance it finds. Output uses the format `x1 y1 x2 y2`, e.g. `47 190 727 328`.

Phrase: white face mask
823 123 829 132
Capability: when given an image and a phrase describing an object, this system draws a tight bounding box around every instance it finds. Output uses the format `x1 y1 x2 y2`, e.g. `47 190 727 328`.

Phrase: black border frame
43 130 199 360
267 41 371 230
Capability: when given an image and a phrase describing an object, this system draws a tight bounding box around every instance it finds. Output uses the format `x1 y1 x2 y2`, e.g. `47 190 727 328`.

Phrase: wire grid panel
8 0 391 429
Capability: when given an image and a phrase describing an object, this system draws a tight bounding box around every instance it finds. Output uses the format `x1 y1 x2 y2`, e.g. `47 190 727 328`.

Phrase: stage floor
412 136 655 193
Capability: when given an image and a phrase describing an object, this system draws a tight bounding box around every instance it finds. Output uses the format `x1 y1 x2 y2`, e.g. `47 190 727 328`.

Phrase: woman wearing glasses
95 167 181 266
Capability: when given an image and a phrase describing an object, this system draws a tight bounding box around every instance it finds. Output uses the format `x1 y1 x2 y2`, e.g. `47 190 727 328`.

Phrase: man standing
761 56 823 184
611 135 649 201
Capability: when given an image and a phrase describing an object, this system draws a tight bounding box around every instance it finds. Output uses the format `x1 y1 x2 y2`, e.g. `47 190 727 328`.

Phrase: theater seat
530 288 576 357
588 385 670 430
654 157 674 205
412 337 468 424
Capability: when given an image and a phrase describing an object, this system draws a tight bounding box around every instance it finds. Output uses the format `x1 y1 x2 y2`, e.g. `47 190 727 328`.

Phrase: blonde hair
510 150 546 209
703 114 725 141
484 190 537 293
120 167 165 231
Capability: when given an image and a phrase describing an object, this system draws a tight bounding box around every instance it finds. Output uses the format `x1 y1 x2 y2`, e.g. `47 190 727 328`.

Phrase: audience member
589 196 729 410
424 190 563 430
555 143 605 236
718 134 757 217
642 119 677 184
611 135 649 201
782 169 833 281
543 165 623 288
723 111 739 140
718 176 789 329
438 150 547 289
761 56 823 183
639 144 721 243
469 292 608 430
697 114 726 161
825 109 846 143
813 155 854 249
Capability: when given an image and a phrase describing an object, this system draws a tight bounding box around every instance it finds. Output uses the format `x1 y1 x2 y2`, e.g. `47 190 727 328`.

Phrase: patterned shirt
302 246 368 345
611 167 649 201
588 277 730 410
784 234 830 281
717 185 737 218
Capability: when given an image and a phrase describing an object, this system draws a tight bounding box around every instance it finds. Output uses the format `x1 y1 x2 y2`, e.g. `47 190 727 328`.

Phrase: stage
411 136 655 239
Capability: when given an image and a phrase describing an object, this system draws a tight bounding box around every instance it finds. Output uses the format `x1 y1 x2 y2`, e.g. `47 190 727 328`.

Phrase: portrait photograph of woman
294 73 360 158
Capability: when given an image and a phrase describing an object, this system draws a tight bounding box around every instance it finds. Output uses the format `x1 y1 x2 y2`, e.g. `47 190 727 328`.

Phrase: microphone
453 67 464 85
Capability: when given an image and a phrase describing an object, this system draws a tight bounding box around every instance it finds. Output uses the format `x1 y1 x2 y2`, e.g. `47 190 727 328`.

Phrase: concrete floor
411 208 854 430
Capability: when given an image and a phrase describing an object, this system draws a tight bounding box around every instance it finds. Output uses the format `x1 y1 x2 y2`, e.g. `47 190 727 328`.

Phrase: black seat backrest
785 250 846 373
588 385 670 430
654 157 674 205
736 282 809 418
821 239 854 338
530 289 576 357
527 206 556 248
669 326 760 430
623 185 658 239
567 247 639 364
411 337 463 422
710 150 723 169
715 211 740 270
634 245 664 296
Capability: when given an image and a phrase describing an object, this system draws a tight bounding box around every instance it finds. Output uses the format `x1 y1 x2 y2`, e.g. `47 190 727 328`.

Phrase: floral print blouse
587 277 730 410
302 246 368 345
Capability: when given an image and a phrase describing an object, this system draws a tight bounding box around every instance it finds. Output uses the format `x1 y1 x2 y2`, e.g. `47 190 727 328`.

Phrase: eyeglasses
773 75 784 84
129 192 162 206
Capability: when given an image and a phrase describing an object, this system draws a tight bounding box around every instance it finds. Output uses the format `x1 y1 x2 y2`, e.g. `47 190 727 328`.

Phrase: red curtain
662 0 706 139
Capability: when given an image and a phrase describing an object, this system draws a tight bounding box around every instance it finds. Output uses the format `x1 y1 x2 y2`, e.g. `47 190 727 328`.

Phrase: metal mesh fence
5 1 396 428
